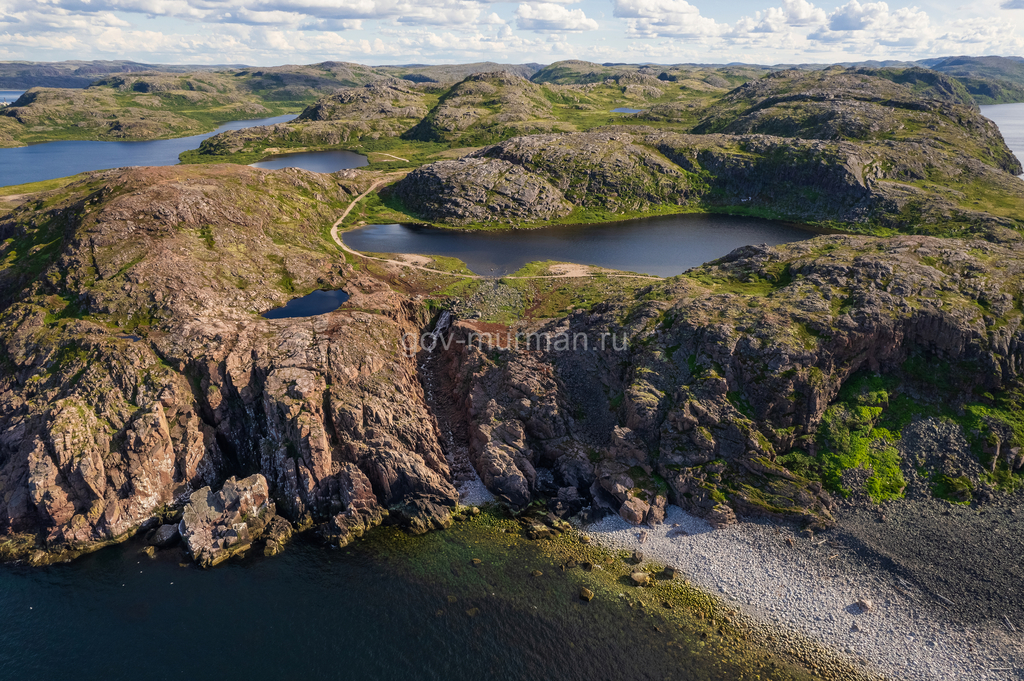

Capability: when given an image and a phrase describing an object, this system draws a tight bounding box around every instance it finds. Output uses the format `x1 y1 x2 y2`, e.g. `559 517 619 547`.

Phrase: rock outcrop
393 126 1024 233
179 474 276 567
407 71 565 145
196 79 432 157
0 165 456 563
432 234 1024 528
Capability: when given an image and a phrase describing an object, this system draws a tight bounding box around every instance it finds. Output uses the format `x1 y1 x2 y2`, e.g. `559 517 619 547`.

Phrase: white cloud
515 3 596 31
0 0 1021 67
612 0 725 38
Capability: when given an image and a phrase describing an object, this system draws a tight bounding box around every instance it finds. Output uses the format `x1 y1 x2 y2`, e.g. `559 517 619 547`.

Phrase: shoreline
583 505 1023 681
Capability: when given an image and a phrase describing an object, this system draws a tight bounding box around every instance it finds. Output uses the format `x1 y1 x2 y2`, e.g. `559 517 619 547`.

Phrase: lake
982 103 1024 176
0 517 812 681
611 107 643 113
251 149 368 172
0 90 24 104
343 214 816 277
0 114 298 188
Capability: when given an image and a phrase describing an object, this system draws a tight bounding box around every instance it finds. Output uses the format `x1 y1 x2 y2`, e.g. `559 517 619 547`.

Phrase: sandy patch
548 263 591 277
397 254 432 266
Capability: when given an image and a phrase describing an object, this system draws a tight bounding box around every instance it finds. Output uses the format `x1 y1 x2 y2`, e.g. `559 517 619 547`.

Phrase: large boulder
179 474 276 568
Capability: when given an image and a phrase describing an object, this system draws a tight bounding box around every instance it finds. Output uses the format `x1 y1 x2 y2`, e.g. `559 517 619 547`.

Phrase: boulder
707 504 737 529
618 495 650 525
179 474 275 568
148 523 180 548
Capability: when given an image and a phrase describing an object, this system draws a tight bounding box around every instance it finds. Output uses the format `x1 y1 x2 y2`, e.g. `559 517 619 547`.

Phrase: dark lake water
343 214 815 277
0 521 808 681
0 113 297 188
251 149 368 172
982 103 1024 176
612 107 643 113
262 289 349 318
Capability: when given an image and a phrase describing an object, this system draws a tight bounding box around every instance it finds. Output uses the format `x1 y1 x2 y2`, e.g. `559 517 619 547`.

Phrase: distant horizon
2 0 1023 67
1 55 1023 71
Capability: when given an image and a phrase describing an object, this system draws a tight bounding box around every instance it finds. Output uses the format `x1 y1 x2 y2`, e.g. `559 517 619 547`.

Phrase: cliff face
2 163 1023 564
0 165 456 561
435 235 1024 528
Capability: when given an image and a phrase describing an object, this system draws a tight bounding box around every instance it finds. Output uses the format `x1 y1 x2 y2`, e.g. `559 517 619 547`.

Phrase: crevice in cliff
416 318 481 494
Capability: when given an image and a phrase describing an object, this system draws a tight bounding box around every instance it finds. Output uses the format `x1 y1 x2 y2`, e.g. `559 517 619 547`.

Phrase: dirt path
330 184 662 281
372 152 410 162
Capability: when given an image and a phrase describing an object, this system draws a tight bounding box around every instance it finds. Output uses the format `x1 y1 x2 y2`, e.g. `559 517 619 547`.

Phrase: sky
1 0 1023 66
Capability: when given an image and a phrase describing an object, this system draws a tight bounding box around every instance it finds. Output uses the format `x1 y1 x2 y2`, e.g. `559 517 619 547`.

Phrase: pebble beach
585 505 1023 681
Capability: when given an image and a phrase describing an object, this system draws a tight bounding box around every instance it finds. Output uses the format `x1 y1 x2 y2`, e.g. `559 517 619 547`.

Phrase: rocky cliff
1 165 1023 563
432 234 1024 528
0 165 456 563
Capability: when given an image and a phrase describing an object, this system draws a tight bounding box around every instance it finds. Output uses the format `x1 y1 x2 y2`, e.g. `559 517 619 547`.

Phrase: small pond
343 213 816 277
250 149 368 172
262 289 349 319
611 107 643 114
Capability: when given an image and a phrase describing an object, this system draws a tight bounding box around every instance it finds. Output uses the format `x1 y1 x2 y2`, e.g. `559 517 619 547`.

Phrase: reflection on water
0 519 814 681
343 214 815 277
0 114 297 188
982 103 1024 177
262 289 350 319
250 150 368 173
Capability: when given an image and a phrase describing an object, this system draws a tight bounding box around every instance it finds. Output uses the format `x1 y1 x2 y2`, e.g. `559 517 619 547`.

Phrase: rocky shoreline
586 503 1023 681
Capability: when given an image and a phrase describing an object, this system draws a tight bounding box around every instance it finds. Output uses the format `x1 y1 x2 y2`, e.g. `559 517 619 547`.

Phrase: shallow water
981 103 1024 176
0 114 297 188
250 149 368 172
0 520 811 681
611 107 643 113
343 214 815 277
262 289 350 319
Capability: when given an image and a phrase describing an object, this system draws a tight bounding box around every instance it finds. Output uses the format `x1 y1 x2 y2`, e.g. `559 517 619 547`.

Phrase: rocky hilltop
194 79 436 157
691 67 1020 175
406 71 564 145
393 126 1024 232
0 165 456 563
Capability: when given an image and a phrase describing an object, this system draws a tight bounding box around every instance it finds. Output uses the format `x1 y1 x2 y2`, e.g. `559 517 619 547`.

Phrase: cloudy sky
1 0 1023 66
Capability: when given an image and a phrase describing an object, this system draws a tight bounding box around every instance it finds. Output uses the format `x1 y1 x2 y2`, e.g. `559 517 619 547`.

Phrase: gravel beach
585 505 1024 681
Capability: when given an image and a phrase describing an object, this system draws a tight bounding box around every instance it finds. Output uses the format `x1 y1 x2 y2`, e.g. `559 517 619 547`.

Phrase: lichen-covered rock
179 474 275 567
391 157 573 227
392 122 1023 233
0 165 457 561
